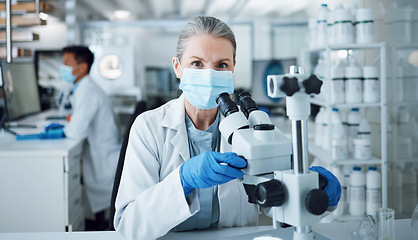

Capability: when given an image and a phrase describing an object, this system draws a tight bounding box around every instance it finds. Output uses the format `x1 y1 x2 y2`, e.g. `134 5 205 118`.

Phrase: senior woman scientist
114 16 341 240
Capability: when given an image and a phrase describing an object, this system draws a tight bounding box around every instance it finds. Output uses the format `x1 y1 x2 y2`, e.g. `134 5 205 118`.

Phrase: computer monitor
251 59 297 107
1 61 41 121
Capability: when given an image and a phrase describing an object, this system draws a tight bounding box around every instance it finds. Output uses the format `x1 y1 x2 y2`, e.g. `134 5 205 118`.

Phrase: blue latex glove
310 166 341 208
180 152 247 197
16 128 65 140
44 123 65 132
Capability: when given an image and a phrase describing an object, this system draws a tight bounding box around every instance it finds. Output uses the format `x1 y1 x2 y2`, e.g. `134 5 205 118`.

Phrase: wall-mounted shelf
0 30 38 42
0 46 31 58
0 1 53 14
309 98 382 108
0 15 46 27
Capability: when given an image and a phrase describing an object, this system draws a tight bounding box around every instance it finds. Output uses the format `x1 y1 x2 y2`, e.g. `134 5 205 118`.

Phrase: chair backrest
109 101 147 230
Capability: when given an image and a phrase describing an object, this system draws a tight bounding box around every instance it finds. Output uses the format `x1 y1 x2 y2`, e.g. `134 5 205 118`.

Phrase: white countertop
0 219 412 240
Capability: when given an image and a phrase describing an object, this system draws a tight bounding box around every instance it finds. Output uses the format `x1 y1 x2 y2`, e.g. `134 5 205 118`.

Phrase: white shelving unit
302 42 388 220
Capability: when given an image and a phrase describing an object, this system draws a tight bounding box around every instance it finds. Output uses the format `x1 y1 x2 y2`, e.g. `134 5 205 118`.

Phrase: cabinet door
0 156 65 232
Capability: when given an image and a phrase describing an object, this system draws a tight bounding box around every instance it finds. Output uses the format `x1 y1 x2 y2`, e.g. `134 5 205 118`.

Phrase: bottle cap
353 166 361 171
356 8 374 22
351 108 359 112
363 66 378 79
368 166 377 171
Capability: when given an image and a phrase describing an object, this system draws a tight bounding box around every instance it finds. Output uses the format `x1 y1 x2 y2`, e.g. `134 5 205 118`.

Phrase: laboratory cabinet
0 132 84 232
302 42 388 221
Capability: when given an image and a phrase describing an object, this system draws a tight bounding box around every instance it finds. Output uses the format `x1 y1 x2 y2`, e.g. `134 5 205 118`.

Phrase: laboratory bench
0 219 413 240
0 110 85 232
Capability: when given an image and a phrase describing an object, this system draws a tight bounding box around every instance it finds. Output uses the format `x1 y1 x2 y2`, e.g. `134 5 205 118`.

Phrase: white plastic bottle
356 8 375 44
345 58 363 103
331 63 345 104
332 166 345 217
315 107 325 147
322 108 330 150
353 119 372 160
347 108 361 153
349 166 365 216
316 4 329 48
331 108 348 161
402 163 417 216
366 166 381 216
363 66 379 103
313 57 325 101
334 5 354 44
388 166 403 216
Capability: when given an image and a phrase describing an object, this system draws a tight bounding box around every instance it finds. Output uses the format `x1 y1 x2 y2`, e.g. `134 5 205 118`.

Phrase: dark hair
62 46 94 73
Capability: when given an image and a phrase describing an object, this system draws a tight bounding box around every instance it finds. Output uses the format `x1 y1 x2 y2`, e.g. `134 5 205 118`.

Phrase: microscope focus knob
305 189 328 215
255 179 285 208
302 74 323 95
280 76 300 96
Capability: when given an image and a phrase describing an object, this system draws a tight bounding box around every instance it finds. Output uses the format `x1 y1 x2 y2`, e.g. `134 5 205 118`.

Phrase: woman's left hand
310 166 342 208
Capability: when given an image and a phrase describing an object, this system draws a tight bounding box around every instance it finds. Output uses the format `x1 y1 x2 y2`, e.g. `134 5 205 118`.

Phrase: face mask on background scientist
113 16 341 240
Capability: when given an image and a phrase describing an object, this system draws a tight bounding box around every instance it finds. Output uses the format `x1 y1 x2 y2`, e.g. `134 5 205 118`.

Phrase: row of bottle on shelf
309 3 375 49
314 107 418 161
314 107 372 161
322 163 418 219
313 56 380 104
309 3 418 49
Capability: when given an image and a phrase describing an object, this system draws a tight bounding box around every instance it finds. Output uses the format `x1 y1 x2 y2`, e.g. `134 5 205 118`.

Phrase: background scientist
60 46 121 230
114 16 341 240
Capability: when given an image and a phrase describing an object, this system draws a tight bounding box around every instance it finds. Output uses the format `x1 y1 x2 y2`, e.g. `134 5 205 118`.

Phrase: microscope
217 66 328 240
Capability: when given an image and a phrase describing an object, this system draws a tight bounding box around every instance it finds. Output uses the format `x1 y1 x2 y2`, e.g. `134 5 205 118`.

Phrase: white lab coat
114 94 259 240
63 75 121 213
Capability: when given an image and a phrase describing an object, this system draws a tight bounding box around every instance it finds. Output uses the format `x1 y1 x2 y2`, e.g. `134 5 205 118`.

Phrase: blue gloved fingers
45 123 65 131
212 152 247 169
310 166 342 207
208 155 245 179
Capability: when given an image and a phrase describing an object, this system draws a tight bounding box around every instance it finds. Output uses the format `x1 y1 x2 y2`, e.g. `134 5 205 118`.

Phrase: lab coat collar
72 75 90 93
161 94 190 162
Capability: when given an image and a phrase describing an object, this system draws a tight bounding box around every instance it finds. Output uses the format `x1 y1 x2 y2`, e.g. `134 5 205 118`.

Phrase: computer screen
251 59 297 107
1 61 41 120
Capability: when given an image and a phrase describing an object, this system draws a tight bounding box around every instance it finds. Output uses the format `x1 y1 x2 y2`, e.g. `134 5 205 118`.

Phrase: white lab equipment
363 66 379 103
333 5 354 44
366 166 381 216
349 166 365 216
317 4 329 48
355 8 375 44
347 108 361 153
345 59 362 103
401 163 417 216
218 65 327 240
330 64 345 104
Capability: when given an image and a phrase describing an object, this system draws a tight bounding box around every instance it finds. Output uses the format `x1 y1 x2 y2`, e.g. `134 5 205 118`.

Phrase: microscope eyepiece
236 92 258 119
216 92 239 117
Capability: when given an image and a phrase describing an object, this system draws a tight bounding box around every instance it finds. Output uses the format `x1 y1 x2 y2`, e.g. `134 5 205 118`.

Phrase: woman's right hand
180 151 247 196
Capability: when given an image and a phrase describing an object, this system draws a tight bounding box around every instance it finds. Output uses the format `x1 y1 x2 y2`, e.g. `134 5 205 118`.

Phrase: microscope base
219 227 330 240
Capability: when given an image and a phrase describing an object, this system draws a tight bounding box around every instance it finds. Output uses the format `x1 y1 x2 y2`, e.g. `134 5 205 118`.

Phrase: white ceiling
47 0 327 23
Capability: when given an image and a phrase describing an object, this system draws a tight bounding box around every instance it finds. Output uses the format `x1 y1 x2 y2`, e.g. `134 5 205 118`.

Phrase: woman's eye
191 61 202 67
217 63 228 69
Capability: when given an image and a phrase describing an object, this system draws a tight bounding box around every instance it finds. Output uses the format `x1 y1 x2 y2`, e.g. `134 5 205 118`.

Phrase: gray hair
176 16 236 63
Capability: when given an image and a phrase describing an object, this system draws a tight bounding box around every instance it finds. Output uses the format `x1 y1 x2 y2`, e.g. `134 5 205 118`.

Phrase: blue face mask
60 65 77 84
179 64 234 109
